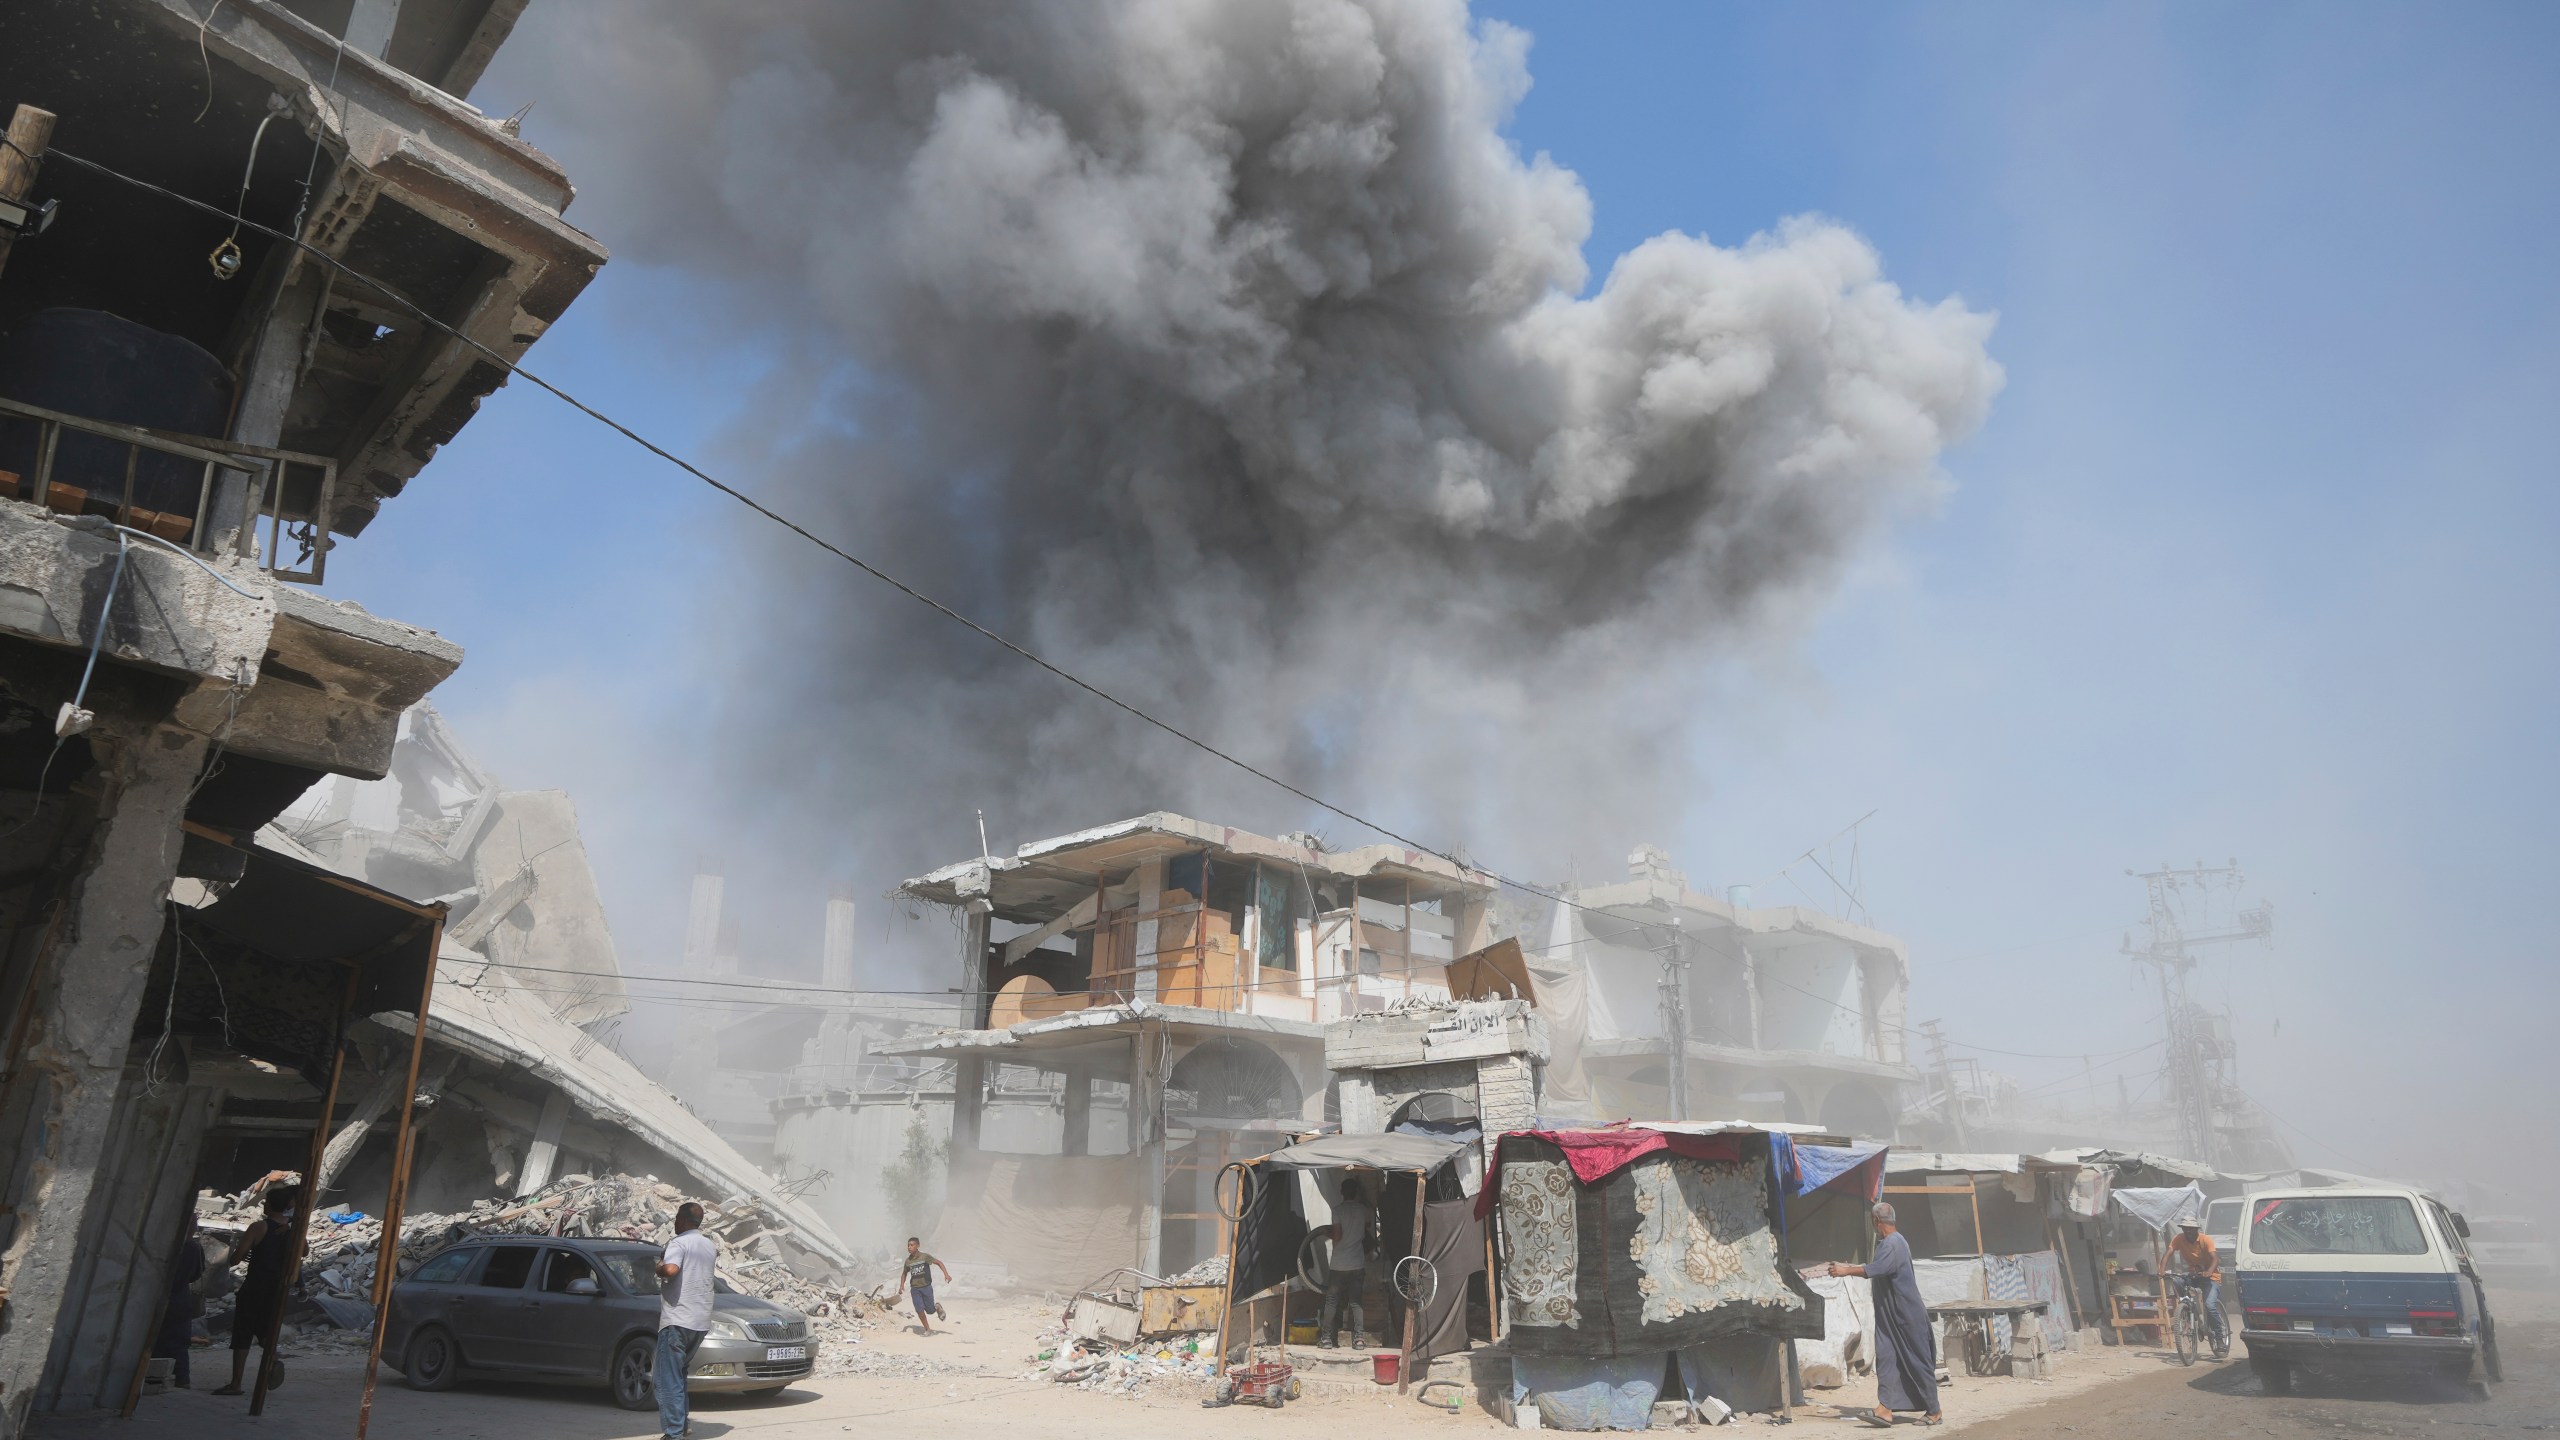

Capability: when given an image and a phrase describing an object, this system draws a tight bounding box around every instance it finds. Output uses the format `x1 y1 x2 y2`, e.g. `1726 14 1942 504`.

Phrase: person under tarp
1217 1132 1484 1392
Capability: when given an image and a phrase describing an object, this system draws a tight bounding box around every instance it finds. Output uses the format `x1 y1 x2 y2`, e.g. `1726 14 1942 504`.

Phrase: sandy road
1950 1289 2558 1440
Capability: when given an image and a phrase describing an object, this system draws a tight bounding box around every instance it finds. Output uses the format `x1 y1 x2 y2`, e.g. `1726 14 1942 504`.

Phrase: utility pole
1920 1019 1969 1148
1658 916 1690 1121
2122 861 2273 1166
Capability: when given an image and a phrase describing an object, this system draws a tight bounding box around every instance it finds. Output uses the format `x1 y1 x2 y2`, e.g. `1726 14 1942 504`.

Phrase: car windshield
2250 1195 2429 1255
591 1249 738 1296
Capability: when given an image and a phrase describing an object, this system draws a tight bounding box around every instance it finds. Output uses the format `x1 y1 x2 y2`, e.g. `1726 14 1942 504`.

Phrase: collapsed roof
900 811 1499 925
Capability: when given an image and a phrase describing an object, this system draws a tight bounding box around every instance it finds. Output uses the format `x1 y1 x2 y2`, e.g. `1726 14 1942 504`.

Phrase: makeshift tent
1479 1125 1831 1426
1218 1132 1482 1393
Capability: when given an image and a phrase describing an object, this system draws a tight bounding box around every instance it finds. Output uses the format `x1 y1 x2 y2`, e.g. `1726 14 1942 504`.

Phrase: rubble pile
1023 1330 1219 1394
195 1171 883 1369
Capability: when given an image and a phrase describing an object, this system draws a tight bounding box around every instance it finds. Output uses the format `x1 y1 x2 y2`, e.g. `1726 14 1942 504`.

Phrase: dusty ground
1953 1287 2558 1440
37 1289 2551 1439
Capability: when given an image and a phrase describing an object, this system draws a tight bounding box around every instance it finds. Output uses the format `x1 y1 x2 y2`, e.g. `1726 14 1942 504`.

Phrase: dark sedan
382 1235 817 1409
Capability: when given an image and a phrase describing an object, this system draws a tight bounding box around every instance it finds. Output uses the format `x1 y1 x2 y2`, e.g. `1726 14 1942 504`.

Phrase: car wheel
610 1336 658 1411
2250 1355 2292 1396
404 1326 460 1392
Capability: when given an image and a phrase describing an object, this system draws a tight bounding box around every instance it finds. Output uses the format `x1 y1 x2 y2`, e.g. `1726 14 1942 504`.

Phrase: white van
2234 1185 2502 1395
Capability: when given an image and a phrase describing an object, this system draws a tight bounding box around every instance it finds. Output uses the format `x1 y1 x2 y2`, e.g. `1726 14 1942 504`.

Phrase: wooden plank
1446 937 1537 1004
1140 1283 1227 1336
1001 892 1100 966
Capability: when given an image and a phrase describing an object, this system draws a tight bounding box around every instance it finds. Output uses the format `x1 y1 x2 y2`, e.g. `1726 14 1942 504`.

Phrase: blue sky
323 4 2560 1193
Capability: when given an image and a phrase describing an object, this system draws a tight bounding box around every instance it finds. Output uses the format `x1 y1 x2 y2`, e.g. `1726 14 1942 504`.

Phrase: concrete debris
195 1171 885 1371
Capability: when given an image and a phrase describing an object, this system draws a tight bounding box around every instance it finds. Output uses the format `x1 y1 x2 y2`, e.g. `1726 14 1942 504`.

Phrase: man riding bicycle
2168 1217 2229 1355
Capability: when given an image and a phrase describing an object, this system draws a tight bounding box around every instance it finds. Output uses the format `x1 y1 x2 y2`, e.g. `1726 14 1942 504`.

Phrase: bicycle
2168 1272 2227 1365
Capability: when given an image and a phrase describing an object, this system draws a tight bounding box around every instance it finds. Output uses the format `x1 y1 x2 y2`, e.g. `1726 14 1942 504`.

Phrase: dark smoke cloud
496 0 2000 894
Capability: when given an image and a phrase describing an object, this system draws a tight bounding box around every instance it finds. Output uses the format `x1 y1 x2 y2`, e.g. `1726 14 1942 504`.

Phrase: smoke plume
498 1 2000 898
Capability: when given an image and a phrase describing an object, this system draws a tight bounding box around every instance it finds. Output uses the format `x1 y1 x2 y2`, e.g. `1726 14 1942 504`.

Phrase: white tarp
2111 1183 2207 1234
1794 1271 1868 1388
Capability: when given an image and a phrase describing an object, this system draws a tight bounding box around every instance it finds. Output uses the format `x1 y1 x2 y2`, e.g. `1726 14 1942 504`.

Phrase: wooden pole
357 917 443 1440
1397 1171 1423 1394
1213 1159 1244 1370
250 963 361 1415
0 105 57 281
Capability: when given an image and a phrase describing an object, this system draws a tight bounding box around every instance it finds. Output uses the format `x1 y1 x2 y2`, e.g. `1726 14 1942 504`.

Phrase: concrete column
1133 858 1163 1002
516 1088 572 1196
1060 1069 1092 1157
684 875 724 973
822 893 858 991
34 1076 219 1412
343 0 404 57
0 726 208 1433
950 902 992 1153
811 893 859 1081
1134 1028 1165 1275
1451 894 1494 957
212 263 333 553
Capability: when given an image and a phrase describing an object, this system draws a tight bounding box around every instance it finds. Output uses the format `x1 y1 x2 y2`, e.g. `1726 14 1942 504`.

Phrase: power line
48 143 2190 1086
29 143 1607 926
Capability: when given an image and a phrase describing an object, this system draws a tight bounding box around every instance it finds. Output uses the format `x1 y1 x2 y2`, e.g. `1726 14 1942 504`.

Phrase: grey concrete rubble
185 1170 884 1374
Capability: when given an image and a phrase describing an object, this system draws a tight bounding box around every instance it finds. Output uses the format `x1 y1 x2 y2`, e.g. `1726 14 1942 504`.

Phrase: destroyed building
1536 845 1917 1136
645 871 968 1247
272 708 857 1258
0 1 615 1426
877 813 1500 1289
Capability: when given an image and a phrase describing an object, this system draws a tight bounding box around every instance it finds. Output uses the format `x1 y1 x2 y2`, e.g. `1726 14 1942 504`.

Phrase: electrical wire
22 140 1806 964
36 140 2205 1089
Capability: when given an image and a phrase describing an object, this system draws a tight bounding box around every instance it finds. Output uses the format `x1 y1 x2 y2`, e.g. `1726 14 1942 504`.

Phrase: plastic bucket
1372 1350 1401 1385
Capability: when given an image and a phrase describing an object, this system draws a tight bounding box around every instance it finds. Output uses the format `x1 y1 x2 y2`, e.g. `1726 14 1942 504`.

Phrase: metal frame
0 395 338 582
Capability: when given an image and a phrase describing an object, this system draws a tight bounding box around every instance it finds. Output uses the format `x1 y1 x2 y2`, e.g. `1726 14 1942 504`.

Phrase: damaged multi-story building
275 708 858 1246
1537 844 1917 1136
879 813 1500 1289
0 1 616 1427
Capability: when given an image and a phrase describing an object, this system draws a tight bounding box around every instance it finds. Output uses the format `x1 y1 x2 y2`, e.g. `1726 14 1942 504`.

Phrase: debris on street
193 1171 884 1371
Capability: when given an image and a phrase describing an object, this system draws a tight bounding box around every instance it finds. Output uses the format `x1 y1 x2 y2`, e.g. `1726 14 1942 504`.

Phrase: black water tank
0 308 237 514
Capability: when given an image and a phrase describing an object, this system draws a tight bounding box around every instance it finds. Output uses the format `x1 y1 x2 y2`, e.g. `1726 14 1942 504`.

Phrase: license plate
765 1345 807 1362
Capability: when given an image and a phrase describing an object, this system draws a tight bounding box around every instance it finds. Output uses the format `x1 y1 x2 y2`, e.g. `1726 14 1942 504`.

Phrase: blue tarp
1773 1135 1889 1199
1512 1354 1663 1430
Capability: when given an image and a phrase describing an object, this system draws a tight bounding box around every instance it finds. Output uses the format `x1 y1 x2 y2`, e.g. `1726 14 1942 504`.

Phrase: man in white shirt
1318 1179 1374 1349
654 1202 718 1440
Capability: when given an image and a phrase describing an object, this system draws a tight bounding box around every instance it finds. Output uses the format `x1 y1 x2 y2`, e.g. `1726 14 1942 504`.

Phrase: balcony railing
0 395 337 583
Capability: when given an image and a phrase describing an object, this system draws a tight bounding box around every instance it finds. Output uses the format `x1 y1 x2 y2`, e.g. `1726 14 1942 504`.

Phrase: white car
2462 1216 2557 1287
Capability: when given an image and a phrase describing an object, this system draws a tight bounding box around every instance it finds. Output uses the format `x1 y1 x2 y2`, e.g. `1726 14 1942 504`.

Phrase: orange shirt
2169 1233 2220 1282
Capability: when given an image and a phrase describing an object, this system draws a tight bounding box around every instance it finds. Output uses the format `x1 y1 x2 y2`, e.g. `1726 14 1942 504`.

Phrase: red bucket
1372 1350 1401 1385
